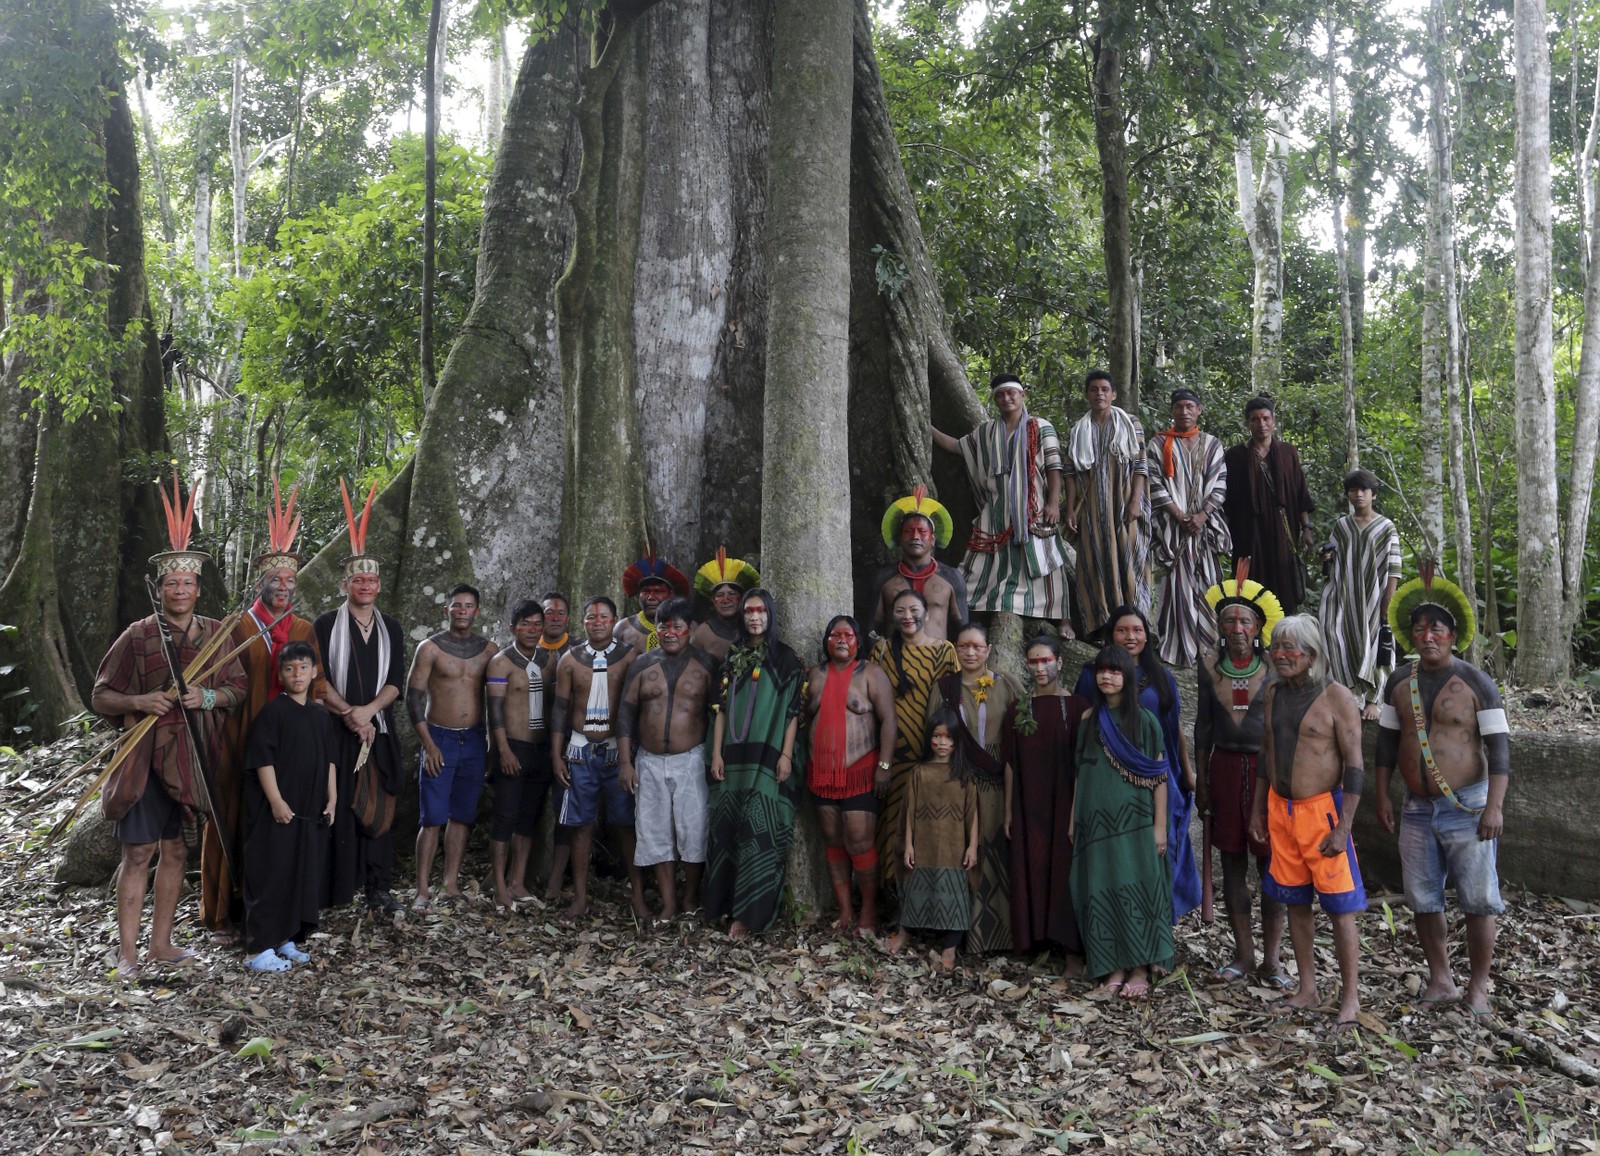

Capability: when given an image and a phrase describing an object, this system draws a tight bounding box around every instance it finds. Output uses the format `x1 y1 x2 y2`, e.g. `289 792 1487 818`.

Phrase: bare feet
727 921 750 941
882 929 909 955
631 896 653 922
931 948 956 972
832 915 857 935
1276 986 1321 1015
1061 953 1087 979
559 900 590 925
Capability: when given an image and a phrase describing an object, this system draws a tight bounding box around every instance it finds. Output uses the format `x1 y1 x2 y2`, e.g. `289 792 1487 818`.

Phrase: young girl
884 707 978 971
1070 645 1172 998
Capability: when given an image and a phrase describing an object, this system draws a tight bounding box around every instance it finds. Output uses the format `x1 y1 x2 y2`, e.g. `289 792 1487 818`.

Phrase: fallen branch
285 1096 415 1148
1498 1021 1600 1086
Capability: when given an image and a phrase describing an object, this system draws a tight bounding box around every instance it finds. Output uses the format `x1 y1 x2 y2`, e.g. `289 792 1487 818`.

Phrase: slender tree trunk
134 72 175 246
1512 0 1567 683
1419 75 1447 562
1092 30 1138 413
1235 114 1287 397
229 49 246 278
1564 42 1600 641
421 0 445 404
1328 18 1357 472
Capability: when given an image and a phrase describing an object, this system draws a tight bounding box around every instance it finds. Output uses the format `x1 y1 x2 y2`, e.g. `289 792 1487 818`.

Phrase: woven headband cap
150 469 209 577
339 477 381 577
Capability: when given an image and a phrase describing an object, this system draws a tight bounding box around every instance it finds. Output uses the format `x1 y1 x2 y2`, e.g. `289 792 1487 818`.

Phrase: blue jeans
1399 778 1503 916
418 725 487 828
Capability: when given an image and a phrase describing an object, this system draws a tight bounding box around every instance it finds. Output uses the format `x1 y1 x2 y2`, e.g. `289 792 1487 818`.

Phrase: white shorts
633 744 709 866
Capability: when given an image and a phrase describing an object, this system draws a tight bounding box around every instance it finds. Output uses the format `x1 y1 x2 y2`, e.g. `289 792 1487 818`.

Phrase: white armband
1378 703 1401 731
1476 708 1509 736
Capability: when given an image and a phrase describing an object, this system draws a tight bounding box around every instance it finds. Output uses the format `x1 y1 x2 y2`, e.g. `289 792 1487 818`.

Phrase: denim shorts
418 725 487 828
559 737 634 828
1399 778 1504 916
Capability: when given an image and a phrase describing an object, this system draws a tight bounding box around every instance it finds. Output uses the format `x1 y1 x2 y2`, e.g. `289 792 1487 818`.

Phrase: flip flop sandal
1119 981 1151 1000
150 948 199 968
1210 964 1248 985
113 959 142 982
246 949 291 973
277 941 310 964
1256 970 1295 991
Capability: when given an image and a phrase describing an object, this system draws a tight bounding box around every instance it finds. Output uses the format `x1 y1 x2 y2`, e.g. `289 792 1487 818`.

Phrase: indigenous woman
1071 645 1173 998
804 615 897 937
1074 605 1201 922
935 621 1022 953
869 589 958 890
705 589 805 938
1003 634 1089 968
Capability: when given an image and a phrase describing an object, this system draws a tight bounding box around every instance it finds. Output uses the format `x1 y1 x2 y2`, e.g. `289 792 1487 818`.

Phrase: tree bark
1419 100 1447 562
1565 55 1600 643
1235 114 1287 398
1512 0 1568 684
1092 32 1138 413
421 0 444 405
1329 18 1357 473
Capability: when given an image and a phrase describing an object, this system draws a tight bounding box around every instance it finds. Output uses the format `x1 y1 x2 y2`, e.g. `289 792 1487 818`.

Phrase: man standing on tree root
551 595 643 922
1223 396 1316 617
204 478 321 941
933 373 1072 639
871 487 968 643
1250 614 1366 1032
617 597 717 924
1374 573 1507 1017
315 490 406 915
407 583 493 910
93 476 245 978
614 554 690 654
691 549 760 665
486 600 553 912
1147 389 1230 668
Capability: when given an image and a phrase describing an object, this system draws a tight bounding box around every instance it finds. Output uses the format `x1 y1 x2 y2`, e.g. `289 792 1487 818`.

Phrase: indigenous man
1374 573 1507 1016
1223 397 1316 617
617 597 718 922
315 480 406 914
804 614 897 936
407 582 494 909
486 600 553 911
93 476 246 976
870 487 968 643
204 479 321 939
1065 368 1151 638
932 373 1071 638
690 549 760 665
1146 389 1231 667
536 592 577 901
613 554 691 653
1194 571 1289 987
1249 615 1367 1030
1318 469 1401 720
551 595 642 921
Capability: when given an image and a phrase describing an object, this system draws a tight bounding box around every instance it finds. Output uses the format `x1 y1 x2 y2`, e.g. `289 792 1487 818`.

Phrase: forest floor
2 737 1598 1155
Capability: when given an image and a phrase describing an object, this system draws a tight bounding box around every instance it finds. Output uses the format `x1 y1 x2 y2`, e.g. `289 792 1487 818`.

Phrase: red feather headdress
150 469 209 577
339 478 382 577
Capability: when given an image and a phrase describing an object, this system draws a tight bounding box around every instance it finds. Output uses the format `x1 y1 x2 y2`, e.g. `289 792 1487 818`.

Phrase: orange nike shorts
1262 788 1366 915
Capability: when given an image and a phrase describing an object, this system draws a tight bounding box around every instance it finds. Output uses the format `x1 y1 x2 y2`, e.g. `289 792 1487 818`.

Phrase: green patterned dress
703 641 805 932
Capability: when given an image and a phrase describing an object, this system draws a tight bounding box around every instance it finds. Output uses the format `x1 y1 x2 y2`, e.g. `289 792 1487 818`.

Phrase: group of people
92 370 1509 1022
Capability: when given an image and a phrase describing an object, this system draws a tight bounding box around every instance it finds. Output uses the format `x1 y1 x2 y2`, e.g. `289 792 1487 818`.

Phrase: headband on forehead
1170 387 1201 406
989 373 1025 393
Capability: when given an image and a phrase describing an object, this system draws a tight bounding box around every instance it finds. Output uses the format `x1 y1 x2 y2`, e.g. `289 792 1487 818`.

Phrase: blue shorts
418 725 487 828
559 737 634 828
1400 778 1504 916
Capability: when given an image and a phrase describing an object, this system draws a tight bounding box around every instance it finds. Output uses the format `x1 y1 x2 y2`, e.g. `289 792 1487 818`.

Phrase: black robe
242 696 333 955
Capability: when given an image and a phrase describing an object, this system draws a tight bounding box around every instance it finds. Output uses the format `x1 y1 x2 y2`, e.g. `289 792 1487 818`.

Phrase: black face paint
1269 678 1326 796
430 630 490 660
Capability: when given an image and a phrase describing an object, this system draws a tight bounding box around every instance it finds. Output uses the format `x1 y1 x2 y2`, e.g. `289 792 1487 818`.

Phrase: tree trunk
1235 114 1287 398
1092 32 1138 413
421 0 444 406
134 72 175 247
1329 18 1357 472
1419 104 1447 562
1512 0 1568 684
1565 54 1600 642
229 49 247 279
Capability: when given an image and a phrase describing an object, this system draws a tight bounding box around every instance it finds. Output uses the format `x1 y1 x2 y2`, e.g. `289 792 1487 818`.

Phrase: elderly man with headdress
614 553 691 654
1317 468 1401 720
870 486 969 643
202 479 323 940
932 373 1072 638
1193 567 1289 988
1223 396 1316 616
315 480 407 914
690 549 760 665
1064 368 1151 639
1146 387 1231 667
1374 570 1507 1016
93 475 247 977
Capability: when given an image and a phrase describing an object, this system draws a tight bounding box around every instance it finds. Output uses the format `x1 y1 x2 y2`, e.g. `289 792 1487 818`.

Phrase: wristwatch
876 759 891 773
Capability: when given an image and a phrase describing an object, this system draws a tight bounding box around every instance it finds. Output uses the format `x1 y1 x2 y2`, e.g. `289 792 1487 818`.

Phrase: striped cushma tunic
1146 429 1231 668
1067 409 1151 637
1318 512 1402 709
956 414 1070 618
869 636 959 890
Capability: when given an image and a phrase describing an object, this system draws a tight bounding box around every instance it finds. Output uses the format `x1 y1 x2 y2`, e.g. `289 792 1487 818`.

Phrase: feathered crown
694 546 760 598
1389 559 1476 653
252 475 303 576
880 484 954 550
1204 558 1285 644
339 478 381 577
622 550 690 599
149 469 209 577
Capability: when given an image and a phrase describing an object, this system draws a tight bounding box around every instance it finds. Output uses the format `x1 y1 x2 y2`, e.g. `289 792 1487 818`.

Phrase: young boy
242 642 336 972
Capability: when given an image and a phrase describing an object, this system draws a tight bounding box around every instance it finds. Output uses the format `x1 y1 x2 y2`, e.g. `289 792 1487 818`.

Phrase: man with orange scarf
1146 388 1231 667
201 479 323 940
